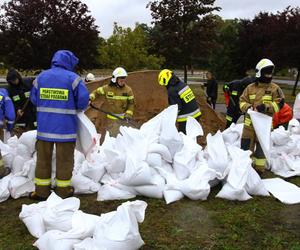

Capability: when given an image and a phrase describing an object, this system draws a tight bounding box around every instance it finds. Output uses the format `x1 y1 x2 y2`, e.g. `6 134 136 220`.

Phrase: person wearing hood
29 50 89 200
158 69 201 134
0 88 15 178
239 58 284 174
89 67 135 137
6 68 37 130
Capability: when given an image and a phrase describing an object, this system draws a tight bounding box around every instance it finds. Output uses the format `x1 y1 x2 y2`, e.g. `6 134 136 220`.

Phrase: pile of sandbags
19 192 147 250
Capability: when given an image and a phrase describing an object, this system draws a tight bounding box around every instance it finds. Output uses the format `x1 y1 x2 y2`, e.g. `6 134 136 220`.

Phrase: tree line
0 0 299 91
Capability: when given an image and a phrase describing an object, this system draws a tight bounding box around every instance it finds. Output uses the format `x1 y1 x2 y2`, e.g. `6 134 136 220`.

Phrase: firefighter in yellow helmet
240 59 285 174
158 69 201 134
89 67 134 137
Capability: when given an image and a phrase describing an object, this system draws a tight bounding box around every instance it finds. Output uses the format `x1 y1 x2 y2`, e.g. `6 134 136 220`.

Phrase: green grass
1 174 300 249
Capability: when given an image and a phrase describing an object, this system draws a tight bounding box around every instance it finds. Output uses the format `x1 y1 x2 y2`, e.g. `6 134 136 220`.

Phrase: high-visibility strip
231 91 238 96
37 107 77 115
179 87 195 103
106 95 131 100
72 77 81 90
178 86 189 95
262 95 272 101
96 87 105 95
25 91 30 98
89 93 96 101
240 102 247 109
177 109 201 122
7 120 14 124
226 115 233 121
34 121 37 127
34 177 51 186
13 95 20 101
254 158 266 166
126 110 133 116
107 113 125 120
249 94 256 100
33 79 38 88
271 102 279 112
15 123 26 127
0 95 3 101
5 96 11 101
244 117 252 126
128 96 134 100
56 179 72 188
37 132 77 140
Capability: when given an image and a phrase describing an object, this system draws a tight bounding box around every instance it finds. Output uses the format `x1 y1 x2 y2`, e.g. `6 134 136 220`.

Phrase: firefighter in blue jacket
29 50 89 200
158 69 201 134
0 88 15 178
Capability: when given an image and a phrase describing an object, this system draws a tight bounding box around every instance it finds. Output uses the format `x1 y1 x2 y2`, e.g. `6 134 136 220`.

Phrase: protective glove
255 104 266 113
223 84 230 93
207 96 212 102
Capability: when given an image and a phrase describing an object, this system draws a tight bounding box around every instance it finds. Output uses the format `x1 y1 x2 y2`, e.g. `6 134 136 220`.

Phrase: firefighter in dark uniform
158 69 201 134
89 67 135 137
6 68 37 131
240 59 284 173
223 76 256 128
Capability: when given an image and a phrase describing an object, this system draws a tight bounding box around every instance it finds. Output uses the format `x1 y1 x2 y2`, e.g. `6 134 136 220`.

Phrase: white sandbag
11 155 26 174
222 123 243 146
293 93 300 119
164 189 184 204
147 143 172 163
80 160 106 183
21 158 36 179
43 193 80 232
162 171 184 204
245 167 269 196
271 126 291 146
146 153 162 167
206 131 229 174
16 143 32 160
0 140 15 169
288 118 300 134
169 164 217 200
216 183 252 201
173 134 203 180
248 110 272 163
186 116 204 140
159 105 183 157
97 183 136 201
263 178 300 204
119 157 154 186
89 200 147 250
18 130 37 154
71 174 101 194
76 111 98 158
19 201 47 238
9 176 34 199
102 148 126 174
33 230 81 250
0 174 13 202
134 173 165 199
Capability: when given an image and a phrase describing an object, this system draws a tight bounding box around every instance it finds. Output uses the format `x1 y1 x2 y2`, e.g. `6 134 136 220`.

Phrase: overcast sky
80 0 300 38
1 0 300 38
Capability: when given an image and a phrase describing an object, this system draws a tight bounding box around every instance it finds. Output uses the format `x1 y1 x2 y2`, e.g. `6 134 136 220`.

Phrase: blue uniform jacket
0 88 16 131
30 50 89 142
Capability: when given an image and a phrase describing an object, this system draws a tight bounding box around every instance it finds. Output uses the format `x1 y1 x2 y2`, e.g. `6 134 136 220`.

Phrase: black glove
256 104 266 113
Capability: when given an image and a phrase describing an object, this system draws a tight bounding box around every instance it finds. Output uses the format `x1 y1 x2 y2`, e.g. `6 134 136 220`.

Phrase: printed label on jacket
40 88 69 101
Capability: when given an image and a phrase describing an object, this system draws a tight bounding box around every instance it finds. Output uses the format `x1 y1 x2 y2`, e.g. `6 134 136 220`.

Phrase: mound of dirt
85 70 225 145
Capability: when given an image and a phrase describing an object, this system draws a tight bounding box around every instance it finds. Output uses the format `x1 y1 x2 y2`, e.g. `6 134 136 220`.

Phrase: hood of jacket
51 50 79 71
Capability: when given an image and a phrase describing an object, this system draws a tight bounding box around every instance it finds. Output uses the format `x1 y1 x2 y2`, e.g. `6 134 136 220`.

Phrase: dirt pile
85 70 225 145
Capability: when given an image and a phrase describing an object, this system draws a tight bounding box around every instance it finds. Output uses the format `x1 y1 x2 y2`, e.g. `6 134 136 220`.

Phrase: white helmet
85 73 95 82
111 67 127 83
255 58 275 78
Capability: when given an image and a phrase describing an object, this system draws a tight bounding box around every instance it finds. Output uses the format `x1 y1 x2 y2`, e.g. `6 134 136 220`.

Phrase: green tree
98 23 164 71
147 0 220 83
0 0 99 69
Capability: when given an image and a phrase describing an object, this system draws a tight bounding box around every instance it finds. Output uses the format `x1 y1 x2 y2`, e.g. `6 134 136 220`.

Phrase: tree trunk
184 65 188 84
292 68 299 96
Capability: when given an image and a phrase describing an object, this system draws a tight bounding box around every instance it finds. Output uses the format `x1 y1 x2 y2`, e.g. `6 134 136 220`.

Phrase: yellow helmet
158 69 173 86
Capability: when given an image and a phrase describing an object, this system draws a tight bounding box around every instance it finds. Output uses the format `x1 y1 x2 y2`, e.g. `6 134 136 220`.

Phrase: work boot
0 167 11 179
29 191 48 201
54 186 74 199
